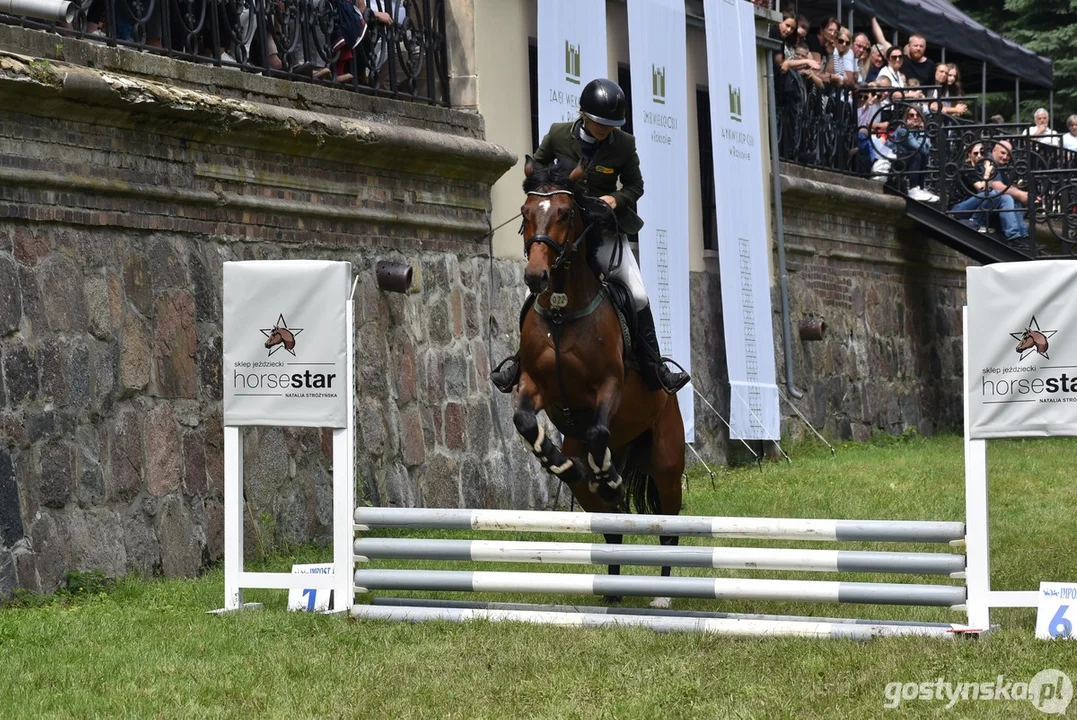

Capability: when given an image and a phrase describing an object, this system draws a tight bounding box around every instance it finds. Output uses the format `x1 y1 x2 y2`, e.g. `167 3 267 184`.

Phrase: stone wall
773 164 969 442
0 28 974 598
0 29 571 598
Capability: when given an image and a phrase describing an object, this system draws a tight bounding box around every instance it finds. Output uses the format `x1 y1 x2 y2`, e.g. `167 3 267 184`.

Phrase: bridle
522 189 595 272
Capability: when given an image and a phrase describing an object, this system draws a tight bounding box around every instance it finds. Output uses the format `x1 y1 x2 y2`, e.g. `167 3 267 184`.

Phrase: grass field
3 434 1077 719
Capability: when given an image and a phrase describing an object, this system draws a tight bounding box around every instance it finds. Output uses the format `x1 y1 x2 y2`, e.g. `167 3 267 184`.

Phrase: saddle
518 280 641 378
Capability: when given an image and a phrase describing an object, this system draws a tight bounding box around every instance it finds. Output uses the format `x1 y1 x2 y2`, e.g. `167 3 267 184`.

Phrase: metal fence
774 67 1077 258
1 0 449 104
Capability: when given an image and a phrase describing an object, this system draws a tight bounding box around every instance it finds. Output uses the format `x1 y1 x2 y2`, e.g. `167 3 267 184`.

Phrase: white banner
537 0 607 133
223 260 351 428
705 0 780 440
967 260 1077 438
628 0 694 442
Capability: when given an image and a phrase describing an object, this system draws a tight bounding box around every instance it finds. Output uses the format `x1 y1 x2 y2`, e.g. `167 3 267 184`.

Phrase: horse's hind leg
514 376 585 485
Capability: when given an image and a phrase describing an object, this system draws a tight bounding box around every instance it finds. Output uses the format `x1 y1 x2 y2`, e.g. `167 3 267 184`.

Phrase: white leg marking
550 459 574 475
600 448 611 471
588 453 602 474
532 425 545 454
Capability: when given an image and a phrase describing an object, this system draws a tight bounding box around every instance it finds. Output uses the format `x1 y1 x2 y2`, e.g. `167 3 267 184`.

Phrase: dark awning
842 0 1053 89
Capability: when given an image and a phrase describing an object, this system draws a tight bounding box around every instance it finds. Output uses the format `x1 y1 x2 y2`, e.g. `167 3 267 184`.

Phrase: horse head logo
1016 328 1049 357
1010 315 1056 361
265 325 296 352
260 314 304 356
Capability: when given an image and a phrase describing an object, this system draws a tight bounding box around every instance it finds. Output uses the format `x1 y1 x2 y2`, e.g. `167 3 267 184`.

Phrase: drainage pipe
0 0 74 22
762 40 804 399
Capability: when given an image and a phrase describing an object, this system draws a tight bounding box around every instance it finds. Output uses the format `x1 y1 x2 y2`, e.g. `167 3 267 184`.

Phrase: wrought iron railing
1 0 449 104
774 66 1077 258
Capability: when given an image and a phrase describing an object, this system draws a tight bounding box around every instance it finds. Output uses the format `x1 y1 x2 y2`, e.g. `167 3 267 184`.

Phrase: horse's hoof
602 595 623 604
649 597 672 610
596 480 625 507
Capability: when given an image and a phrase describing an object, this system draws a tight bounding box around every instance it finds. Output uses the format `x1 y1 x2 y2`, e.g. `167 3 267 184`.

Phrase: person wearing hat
490 78 690 395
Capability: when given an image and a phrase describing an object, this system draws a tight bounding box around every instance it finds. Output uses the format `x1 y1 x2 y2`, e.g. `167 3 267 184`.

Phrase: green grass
3 434 1077 719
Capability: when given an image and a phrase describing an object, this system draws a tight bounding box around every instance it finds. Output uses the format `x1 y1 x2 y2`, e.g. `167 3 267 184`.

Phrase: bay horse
513 157 685 605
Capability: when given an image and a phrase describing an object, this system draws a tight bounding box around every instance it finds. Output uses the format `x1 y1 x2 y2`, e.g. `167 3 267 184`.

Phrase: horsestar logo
1011 314 1056 361
261 313 304 357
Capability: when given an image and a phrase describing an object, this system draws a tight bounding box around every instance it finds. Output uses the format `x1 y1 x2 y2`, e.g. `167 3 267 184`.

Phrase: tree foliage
952 0 1077 124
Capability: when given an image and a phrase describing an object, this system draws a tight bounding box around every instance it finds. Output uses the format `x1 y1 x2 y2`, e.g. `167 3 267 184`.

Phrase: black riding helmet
580 78 627 127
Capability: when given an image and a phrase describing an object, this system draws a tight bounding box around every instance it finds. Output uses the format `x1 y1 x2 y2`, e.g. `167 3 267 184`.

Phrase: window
697 87 718 252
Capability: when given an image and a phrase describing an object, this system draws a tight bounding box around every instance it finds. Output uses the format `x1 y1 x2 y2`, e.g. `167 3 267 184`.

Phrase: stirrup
489 353 520 394
655 356 690 395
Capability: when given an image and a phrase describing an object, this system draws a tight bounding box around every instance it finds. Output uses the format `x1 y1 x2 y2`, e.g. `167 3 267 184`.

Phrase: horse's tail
622 430 661 515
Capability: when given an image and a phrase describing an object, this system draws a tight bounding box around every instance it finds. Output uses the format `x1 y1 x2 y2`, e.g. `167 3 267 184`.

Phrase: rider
490 77 691 396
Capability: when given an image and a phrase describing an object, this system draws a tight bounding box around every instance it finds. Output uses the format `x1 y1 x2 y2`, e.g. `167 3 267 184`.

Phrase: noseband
522 189 594 271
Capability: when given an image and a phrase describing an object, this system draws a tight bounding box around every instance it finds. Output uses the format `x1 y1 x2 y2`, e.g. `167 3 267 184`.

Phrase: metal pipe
981 62 987 123
1015 78 1020 124
0 0 73 22
1050 89 1054 125
764 47 804 400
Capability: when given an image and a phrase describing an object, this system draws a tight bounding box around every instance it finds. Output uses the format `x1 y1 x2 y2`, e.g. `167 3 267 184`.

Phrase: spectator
941 65 969 117
1024 108 1061 147
984 140 1031 244
1063 115 1077 153
772 13 820 82
887 105 936 201
852 33 872 84
877 46 906 96
990 114 1006 125
864 45 885 84
796 15 811 50
833 27 857 88
950 143 994 231
870 18 936 86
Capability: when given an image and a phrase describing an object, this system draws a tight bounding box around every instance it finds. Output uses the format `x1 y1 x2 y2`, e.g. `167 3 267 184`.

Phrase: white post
331 279 359 612
963 307 992 630
223 425 244 610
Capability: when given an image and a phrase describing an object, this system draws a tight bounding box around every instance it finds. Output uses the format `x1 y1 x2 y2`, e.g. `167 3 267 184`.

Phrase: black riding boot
489 295 536 394
490 353 520 394
636 304 690 394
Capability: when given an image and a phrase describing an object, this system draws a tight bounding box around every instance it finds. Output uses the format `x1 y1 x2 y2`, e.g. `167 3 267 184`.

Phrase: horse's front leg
514 374 585 485
586 377 624 506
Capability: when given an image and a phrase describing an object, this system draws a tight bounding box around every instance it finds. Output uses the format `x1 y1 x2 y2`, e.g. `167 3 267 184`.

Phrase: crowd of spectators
771 10 1074 253
40 0 413 89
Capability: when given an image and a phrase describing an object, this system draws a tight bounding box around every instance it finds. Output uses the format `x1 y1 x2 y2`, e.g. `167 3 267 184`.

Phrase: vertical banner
705 0 780 440
223 260 351 428
967 260 1077 438
537 0 608 134
628 0 694 441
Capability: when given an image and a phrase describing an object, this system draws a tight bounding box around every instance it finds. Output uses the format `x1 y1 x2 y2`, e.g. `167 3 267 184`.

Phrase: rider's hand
374 10 392 23
600 195 617 210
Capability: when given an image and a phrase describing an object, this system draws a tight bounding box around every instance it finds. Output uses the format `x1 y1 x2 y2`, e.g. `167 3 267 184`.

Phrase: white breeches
594 234 649 312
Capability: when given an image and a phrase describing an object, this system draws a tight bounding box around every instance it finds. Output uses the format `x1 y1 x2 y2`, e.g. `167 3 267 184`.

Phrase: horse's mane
523 160 620 237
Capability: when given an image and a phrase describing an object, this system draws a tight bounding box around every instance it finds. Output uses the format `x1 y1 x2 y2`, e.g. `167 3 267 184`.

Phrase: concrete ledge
779 172 906 216
0 50 516 184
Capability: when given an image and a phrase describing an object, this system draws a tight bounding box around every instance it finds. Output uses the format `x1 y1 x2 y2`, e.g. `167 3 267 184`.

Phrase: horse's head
520 156 587 295
1016 329 1049 355
265 326 296 350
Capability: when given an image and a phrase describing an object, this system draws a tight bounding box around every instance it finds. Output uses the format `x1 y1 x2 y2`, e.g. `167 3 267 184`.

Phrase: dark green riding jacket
532 120 645 234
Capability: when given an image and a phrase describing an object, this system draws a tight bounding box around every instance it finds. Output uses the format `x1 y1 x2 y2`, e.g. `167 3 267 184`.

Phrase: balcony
0 0 449 104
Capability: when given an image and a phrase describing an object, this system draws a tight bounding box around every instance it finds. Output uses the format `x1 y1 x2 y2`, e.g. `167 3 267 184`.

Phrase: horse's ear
524 155 535 178
568 159 585 184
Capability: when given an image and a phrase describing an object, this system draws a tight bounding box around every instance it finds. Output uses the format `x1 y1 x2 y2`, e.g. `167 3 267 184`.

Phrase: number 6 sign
1035 583 1077 639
